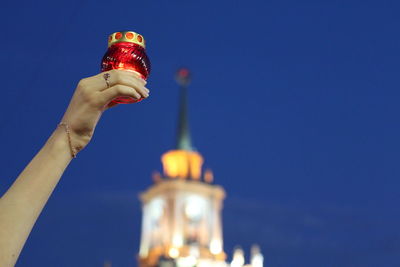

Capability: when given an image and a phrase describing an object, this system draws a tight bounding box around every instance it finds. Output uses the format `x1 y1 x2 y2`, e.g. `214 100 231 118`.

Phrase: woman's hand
60 69 149 153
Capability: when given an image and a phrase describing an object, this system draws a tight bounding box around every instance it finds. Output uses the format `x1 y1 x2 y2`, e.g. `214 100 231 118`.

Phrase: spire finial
175 68 193 151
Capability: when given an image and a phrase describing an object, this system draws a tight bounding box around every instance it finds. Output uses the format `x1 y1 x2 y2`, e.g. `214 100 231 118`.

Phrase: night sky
1 0 400 266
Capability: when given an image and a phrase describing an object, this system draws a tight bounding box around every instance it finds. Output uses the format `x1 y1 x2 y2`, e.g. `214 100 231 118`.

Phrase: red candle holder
101 31 151 104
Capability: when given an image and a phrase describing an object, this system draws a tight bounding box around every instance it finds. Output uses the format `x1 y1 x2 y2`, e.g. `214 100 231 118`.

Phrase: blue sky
1 0 400 266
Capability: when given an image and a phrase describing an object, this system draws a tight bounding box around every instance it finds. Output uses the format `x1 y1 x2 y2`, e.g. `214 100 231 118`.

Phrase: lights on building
169 247 180 259
210 239 222 255
149 197 164 220
250 245 263 267
231 247 245 267
229 245 263 267
184 196 205 221
172 234 184 247
161 150 204 180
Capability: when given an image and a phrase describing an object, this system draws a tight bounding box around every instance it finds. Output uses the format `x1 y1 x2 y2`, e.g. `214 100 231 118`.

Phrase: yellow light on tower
161 150 204 179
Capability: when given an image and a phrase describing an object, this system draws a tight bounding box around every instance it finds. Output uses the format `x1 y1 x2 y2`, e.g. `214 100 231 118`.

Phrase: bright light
162 150 204 179
231 247 244 267
185 196 205 221
149 197 164 220
173 234 183 247
251 245 263 267
210 239 222 255
169 247 180 258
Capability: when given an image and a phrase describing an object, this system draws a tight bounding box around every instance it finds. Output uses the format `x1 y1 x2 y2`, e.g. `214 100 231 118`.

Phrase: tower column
172 193 184 250
139 203 151 258
210 195 223 256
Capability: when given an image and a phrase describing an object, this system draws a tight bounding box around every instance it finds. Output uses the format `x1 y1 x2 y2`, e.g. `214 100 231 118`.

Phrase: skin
0 69 149 267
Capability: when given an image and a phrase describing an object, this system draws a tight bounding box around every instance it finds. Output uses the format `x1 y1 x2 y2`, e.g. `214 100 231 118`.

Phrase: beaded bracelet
58 122 77 158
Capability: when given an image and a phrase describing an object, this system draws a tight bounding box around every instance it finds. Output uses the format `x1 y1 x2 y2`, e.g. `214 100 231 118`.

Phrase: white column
139 203 150 257
210 196 223 255
172 193 184 248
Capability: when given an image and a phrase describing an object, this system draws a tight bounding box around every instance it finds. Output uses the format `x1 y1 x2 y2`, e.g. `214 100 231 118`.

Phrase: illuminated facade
138 69 263 267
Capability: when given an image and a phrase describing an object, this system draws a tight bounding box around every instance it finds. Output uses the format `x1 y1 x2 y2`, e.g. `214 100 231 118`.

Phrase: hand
60 69 149 153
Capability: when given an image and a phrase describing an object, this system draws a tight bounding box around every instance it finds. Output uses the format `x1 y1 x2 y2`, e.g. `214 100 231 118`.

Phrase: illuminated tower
138 69 263 267
138 69 226 267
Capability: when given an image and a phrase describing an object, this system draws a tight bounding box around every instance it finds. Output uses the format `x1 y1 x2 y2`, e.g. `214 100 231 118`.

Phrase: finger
80 70 146 93
133 83 150 98
101 69 147 87
100 84 142 104
114 75 149 98
100 72 149 98
124 70 147 85
98 70 148 94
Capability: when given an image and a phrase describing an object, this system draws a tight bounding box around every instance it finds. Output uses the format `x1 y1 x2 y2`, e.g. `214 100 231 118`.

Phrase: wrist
68 127 92 154
58 123 78 158
45 126 76 161
56 122 91 158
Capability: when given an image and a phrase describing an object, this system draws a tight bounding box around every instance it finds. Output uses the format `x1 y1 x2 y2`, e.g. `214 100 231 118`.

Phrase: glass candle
101 31 151 104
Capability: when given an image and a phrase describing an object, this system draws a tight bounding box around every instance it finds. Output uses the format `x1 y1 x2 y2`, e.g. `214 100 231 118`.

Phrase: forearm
0 126 72 266
0 70 148 267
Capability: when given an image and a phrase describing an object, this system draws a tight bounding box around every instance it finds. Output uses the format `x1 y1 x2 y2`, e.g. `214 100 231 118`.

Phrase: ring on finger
103 73 111 88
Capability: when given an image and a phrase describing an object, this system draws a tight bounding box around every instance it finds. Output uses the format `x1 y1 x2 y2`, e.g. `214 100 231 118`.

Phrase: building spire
160 68 204 180
175 68 193 151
